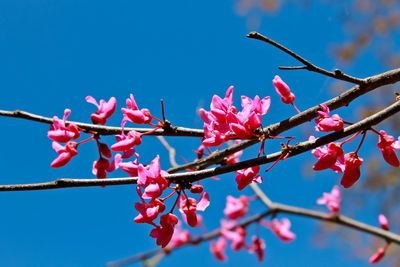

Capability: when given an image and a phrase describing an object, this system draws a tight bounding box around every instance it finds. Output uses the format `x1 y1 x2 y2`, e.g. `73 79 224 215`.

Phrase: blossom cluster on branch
3 32 400 266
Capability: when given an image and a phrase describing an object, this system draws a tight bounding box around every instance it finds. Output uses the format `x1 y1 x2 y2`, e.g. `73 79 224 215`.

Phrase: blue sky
0 1 393 266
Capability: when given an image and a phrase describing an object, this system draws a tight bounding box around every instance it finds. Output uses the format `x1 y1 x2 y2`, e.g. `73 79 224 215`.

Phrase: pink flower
235 166 263 191
111 130 142 152
199 86 236 146
221 225 247 251
134 198 166 224
98 142 112 158
340 152 363 188
263 218 296 242
119 154 140 177
50 141 78 168
369 247 385 263
223 195 249 220
85 96 116 125
378 214 389 231
137 155 169 199
209 85 236 124
92 157 110 179
168 222 190 248
317 185 341 214
312 143 344 171
178 192 210 227
310 137 345 173
210 237 227 262
377 130 400 167
48 109 80 143
314 104 344 132
249 236 265 262
201 125 226 147
272 75 295 104
121 94 152 124
227 95 270 139
190 184 203 194
150 213 178 248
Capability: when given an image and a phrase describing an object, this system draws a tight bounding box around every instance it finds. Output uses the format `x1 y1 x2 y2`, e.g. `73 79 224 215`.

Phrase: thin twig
156 136 178 168
246 32 365 84
0 109 204 137
1 100 400 191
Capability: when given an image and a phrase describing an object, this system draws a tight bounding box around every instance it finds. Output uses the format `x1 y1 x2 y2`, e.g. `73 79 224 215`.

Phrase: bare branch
249 183 275 209
157 136 179 168
0 109 204 137
110 200 400 266
246 32 365 84
1 99 400 191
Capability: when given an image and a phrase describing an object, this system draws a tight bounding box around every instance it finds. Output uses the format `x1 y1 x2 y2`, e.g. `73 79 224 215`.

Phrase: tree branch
1 99 399 191
167 67 400 174
246 32 365 84
108 198 400 266
0 109 204 137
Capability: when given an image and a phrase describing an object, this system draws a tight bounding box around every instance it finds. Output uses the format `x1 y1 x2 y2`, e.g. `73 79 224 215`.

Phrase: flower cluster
210 195 295 263
199 86 271 146
44 78 400 265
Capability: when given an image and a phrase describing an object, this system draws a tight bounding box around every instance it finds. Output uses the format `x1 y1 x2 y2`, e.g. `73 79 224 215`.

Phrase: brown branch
246 32 365 84
109 199 400 266
1 99 399 191
167 69 400 174
0 109 204 137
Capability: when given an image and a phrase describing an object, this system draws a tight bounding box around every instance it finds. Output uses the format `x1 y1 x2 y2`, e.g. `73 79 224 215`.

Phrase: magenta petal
196 192 210 211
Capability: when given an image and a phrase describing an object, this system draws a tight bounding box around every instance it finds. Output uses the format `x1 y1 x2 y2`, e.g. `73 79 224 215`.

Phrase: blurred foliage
234 0 400 66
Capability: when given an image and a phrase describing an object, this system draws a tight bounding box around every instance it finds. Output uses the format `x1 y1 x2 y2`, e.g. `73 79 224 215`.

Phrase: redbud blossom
48 109 80 143
272 75 295 104
235 166 263 191
200 86 236 146
168 222 190 248
340 152 363 188
119 154 140 177
317 185 341 214
178 192 210 227
122 94 152 124
221 226 247 251
134 198 166 224
92 157 110 179
378 214 389 231
313 142 344 171
50 141 78 168
227 95 270 139
137 155 169 199
314 104 344 132
150 213 178 248
249 236 266 262
263 218 296 242
223 195 249 220
369 247 385 263
377 130 400 167
210 237 228 262
310 136 345 173
190 184 203 194
111 130 142 152
85 96 116 125
98 142 112 158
